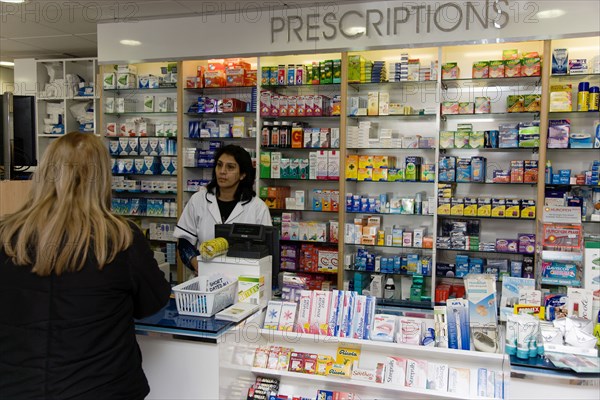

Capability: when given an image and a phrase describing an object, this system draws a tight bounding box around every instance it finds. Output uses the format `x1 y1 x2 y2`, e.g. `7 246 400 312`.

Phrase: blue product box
469 258 484 274
456 158 472 182
346 193 353 212
436 263 456 277
455 255 470 277
471 156 487 183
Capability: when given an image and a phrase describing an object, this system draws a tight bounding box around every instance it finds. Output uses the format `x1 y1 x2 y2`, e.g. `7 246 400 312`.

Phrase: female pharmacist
174 144 272 272
0 132 171 400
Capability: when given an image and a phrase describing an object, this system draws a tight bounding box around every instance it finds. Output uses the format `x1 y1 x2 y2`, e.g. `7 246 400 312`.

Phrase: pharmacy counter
509 355 600 399
135 298 262 400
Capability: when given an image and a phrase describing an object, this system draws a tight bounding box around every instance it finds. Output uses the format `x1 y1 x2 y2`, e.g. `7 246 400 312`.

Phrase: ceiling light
536 9 566 19
0 61 15 67
120 39 141 46
0 0 27 3
346 26 366 35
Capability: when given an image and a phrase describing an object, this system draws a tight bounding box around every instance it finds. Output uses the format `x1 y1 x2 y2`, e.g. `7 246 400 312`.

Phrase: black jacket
0 223 171 400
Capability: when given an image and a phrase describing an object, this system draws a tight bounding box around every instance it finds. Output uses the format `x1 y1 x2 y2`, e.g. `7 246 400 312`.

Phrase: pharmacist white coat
173 187 272 246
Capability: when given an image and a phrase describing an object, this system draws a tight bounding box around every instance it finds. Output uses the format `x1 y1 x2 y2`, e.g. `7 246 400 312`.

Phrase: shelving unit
35 58 98 158
99 61 181 283
256 52 343 289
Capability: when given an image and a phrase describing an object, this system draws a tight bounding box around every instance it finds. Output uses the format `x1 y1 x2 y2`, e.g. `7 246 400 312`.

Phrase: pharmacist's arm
178 239 199 273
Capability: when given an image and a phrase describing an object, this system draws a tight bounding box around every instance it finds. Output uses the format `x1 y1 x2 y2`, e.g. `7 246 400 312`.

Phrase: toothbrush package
465 274 499 353
446 298 470 350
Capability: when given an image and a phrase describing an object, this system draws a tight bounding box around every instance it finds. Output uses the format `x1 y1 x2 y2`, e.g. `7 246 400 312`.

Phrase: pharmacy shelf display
256 53 343 291
180 58 258 204
35 58 98 158
341 47 440 309
434 41 545 304
100 61 180 282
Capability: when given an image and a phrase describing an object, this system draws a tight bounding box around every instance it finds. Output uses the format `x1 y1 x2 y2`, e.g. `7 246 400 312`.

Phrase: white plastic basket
172 277 237 317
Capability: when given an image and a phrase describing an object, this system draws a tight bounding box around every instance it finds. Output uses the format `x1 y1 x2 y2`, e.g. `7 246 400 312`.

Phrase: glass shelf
262 83 341 90
261 115 339 119
184 112 255 117
438 214 535 221
345 211 434 217
546 184 599 188
184 136 255 140
104 112 177 115
104 87 177 92
548 111 600 116
347 180 434 184
268 208 338 214
279 239 338 246
113 173 177 177
348 114 435 119
184 85 255 91
442 76 541 88
111 154 177 158
107 135 177 139
440 147 538 152
113 190 177 195
263 178 339 182
443 181 537 186
347 147 435 151
437 248 532 256
546 147 600 151
550 73 600 80
442 112 539 119
348 80 436 91
112 214 176 219
345 243 433 251
261 147 340 151
346 269 432 279
281 269 338 276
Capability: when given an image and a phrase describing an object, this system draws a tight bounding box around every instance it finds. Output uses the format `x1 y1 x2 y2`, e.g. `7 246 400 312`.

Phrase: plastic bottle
589 86 599 112
578 81 590 112
280 121 290 148
414 192 422 215
384 277 395 300
260 121 271 147
545 160 552 184
271 121 280 147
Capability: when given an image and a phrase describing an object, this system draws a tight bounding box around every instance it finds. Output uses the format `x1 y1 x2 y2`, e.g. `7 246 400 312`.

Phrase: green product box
259 151 271 178
469 131 485 149
259 186 269 199
333 59 342 83
440 131 455 149
312 63 320 84
320 60 333 84
454 130 470 149
269 66 278 85
348 55 365 83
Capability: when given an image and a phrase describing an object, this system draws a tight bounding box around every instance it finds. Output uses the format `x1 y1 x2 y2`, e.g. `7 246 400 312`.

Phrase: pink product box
296 96 306 117
496 238 519 253
313 95 323 116
280 244 298 258
518 234 536 254
441 102 459 115
288 96 297 116
270 95 280 117
304 95 314 116
279 96 289 117
260 91 272 117
280 257 297 271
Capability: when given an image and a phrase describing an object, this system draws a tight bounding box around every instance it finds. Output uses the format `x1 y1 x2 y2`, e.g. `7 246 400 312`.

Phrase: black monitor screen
0 95 37 167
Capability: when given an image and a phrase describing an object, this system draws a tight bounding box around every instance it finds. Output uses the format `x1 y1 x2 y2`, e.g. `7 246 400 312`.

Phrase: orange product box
244 70 257 86
204 71 226 88
225 58 251 71
207 59 225 72
291 126 303 148
225 68 245 87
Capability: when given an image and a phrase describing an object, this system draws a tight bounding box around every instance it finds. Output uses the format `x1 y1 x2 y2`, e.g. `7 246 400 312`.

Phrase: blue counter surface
135 298 234 342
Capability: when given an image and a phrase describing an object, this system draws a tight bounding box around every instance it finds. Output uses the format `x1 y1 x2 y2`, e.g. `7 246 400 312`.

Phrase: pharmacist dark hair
207 144 256 204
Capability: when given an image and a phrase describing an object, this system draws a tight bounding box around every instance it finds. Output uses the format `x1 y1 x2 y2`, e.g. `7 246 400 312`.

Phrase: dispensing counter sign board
543 206 582 224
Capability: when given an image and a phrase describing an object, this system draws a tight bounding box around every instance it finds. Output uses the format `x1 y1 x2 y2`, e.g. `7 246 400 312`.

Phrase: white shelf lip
541 250 583 262
250 367 492 400
259 329 506 362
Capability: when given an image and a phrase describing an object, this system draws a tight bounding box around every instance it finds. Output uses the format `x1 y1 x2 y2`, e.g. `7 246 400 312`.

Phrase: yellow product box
437 183 455 198
336 347 361 366
524 94 541 112
502 49 519 60
438 197 451 215
358 154 373 169
346 155 358 180
522 56 541 77
491 198 506 217
472 61 490 79
357 167 373 181
549 85 573 112
372 168 388 182
464 198 478 216
521 199 536 219
507 95 525 113
373 155 389 169
451 198 465 216
442 62 460 80
326 363 352 379
477 198 492 216
505 199 521 218
316 355 334 376
367 92 379 116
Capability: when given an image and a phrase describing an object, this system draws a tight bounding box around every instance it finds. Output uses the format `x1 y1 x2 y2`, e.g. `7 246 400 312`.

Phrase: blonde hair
0 132 133 276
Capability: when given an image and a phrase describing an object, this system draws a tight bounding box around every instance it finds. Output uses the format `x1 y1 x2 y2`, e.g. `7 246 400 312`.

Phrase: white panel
98 0 600 63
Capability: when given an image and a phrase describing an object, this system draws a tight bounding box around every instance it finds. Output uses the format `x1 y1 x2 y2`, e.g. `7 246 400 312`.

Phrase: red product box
221 98 247 113
244 70 257 86
225 68 246 87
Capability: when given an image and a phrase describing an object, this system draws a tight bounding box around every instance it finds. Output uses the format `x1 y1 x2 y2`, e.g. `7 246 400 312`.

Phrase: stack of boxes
259 151 339 181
